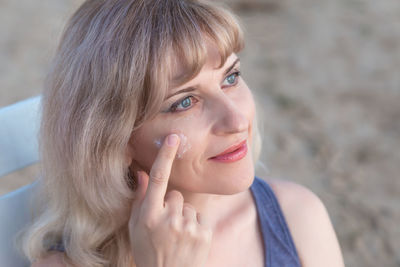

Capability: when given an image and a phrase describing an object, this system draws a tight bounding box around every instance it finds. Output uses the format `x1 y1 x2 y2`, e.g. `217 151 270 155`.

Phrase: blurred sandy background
1 0 399 266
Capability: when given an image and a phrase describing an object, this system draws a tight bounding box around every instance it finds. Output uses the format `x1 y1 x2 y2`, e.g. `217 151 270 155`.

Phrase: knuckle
183 220 197 236
166 190 184 202
142 214 158 230
199 227 213 243
149 169 165 185
182 204 197 218
169 217 181 233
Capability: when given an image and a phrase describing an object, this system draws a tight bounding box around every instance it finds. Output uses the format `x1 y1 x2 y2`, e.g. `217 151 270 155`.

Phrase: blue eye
222 71 241 87
169 96 197 112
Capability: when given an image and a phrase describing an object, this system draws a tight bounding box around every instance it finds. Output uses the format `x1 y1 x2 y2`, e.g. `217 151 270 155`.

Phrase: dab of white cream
154 138 162 148
153 133 191 159
176 133 191 159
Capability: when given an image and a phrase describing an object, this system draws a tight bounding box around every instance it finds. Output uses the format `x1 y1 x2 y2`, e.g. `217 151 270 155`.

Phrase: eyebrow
164 57 241 101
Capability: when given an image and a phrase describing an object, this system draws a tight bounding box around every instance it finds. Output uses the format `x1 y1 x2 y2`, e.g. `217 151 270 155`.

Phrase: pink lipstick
209 140 247 163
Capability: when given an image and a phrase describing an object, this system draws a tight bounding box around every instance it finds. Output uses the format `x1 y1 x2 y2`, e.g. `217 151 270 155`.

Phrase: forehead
169 41 225 87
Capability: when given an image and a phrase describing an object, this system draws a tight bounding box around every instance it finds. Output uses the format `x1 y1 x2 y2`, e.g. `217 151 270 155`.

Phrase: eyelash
168 71 241 113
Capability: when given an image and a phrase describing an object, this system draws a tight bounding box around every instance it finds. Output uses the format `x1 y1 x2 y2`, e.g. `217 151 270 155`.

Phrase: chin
215 166 255 195
210 154 255 194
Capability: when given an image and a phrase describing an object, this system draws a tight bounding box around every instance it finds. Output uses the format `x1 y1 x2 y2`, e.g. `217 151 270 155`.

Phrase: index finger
143 133 180 210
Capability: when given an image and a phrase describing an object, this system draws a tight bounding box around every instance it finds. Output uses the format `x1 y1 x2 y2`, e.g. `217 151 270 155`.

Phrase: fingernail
167 134 179 146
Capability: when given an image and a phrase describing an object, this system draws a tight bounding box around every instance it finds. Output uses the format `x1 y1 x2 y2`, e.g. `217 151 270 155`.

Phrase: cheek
138 115 200 164
130 117 203 187
153 132 192 159
238 84 256 145
131 122 170 171
131 135 159 172
166 112 204 160
242 86 256 133
242 85 256 119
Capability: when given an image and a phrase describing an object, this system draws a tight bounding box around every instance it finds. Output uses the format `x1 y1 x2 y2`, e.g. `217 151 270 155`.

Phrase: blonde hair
22 0 262 266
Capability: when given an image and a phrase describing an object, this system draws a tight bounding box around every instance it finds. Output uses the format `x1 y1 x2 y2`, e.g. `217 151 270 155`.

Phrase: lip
209 140 248 163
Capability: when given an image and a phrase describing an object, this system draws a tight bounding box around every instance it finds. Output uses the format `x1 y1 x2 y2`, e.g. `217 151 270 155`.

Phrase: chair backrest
0 95 41 267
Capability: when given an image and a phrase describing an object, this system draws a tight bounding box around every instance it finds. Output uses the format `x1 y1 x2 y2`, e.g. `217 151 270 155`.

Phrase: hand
129 134 213 267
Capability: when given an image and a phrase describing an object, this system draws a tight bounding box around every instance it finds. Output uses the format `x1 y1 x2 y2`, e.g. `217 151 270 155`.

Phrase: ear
124 138 135 167
125 138 147 177
125 139 141 191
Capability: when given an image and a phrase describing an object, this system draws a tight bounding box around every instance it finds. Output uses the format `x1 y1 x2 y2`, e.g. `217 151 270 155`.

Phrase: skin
32 47 345 266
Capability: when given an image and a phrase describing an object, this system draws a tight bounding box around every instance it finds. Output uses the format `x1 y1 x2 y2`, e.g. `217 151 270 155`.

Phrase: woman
24 0 344 266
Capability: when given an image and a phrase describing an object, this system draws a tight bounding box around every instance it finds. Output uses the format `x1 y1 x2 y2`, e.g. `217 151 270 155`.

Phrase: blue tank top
50 176 301 266
250 176 301 267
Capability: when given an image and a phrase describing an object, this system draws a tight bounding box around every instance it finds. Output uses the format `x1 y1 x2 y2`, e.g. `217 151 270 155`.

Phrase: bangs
168 1 244 86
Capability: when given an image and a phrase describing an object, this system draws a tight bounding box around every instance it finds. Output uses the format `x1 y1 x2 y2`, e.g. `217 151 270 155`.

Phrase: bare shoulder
31 252 67 267
266 178 345 267
266 178 324 216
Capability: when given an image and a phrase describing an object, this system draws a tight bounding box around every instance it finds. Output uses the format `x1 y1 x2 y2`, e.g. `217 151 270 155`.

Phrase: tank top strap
250 176 301 267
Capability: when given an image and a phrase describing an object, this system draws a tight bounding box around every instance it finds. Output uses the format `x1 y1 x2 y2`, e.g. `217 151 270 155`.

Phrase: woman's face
129 47 256 195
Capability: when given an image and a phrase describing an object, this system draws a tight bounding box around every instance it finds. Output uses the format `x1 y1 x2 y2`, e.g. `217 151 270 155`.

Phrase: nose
210 95 249 136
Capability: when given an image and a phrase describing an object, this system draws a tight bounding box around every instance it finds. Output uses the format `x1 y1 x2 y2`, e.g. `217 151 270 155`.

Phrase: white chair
0 95 41 267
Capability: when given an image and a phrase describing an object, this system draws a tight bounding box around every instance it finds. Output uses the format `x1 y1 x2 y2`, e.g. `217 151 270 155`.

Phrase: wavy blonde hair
22 0 262 266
